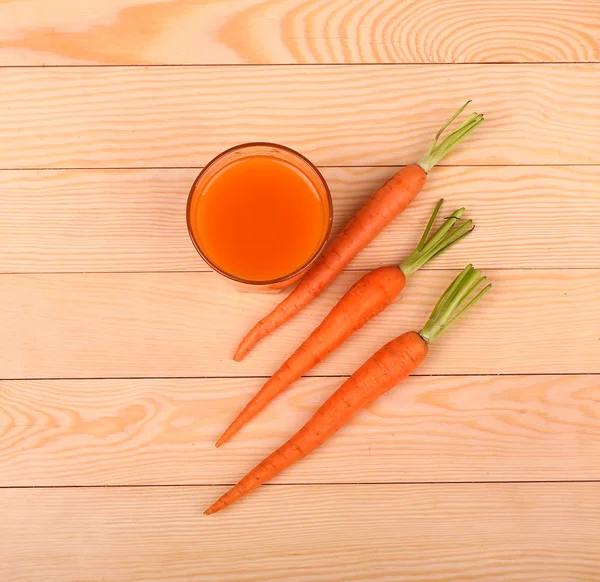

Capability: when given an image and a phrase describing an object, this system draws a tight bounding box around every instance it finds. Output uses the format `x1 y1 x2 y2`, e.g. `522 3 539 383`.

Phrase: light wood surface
1 65 599 169
2 484 599 581
1 0 599 65
1 375 599 486
1 1 599 580
2 165 599 272
2 270 599 379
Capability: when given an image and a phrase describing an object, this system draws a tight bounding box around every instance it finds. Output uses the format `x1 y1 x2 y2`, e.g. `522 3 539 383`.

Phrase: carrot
233 102 484 361
205 265 491 514
217 199 474 446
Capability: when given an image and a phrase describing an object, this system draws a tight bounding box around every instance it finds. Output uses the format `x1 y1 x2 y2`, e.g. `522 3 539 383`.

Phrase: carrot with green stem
206 265 491 515
217 198 473 446
234 102 484 361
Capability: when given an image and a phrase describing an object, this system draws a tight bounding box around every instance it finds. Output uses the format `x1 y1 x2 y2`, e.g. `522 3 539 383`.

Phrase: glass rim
186 142 333 286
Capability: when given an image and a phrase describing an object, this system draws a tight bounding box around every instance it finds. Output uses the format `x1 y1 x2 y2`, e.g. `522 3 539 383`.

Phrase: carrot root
234 326 267 362
207 265 491 515
206 331 428 515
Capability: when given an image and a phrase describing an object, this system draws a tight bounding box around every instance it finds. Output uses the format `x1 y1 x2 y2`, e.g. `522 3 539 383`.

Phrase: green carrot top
418 101 484 174
419 264 491 343
399 198 474 276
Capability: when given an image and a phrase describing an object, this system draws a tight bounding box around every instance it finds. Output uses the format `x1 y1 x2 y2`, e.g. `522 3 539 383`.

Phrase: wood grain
1 375 599 486
1 0 599 65
1 270 598 379
1 165 599 273
1 65 599 169
1 484 599 581
1 1 598 578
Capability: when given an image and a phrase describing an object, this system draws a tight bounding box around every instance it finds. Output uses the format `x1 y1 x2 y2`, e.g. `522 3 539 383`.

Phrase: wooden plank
1 166 599 273
1 0 599 65
1 484 599 581
0 65 599 169
1 270 598 379
1 375 599 486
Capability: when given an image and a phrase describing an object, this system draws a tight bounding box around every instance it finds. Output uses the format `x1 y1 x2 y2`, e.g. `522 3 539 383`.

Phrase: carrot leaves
418 102 484 174
419 264 491 343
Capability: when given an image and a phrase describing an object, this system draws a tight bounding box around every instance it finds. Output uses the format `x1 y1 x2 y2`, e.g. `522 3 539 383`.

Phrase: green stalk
426 221 474 261
400 199 474 277
419 265 492 343
415 198 443 251
418 102 484 174
427 264 474 323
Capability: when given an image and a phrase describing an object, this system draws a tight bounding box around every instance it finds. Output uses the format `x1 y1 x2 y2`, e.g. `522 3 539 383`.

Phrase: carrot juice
187 144 332 288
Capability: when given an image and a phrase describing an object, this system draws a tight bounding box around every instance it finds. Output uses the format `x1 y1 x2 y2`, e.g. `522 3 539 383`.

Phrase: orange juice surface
196 155 328 282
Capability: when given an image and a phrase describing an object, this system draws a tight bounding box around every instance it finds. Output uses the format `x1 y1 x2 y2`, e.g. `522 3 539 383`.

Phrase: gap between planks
1 164 600 170
1 480 600 489
0 62 598 69
1 268 598 276
2 372 599 382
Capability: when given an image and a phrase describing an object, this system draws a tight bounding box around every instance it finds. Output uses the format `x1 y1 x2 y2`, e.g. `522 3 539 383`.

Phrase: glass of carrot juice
187 143 333 291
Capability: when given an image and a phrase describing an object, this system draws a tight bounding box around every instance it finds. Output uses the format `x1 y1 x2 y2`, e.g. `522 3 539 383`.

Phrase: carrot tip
234 333 256 361
216 425 236 448
205 500 225 515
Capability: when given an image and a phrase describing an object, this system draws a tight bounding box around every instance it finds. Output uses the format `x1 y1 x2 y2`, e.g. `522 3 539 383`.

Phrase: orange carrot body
206 331 428 515
233 164 426 361
217 266 407 446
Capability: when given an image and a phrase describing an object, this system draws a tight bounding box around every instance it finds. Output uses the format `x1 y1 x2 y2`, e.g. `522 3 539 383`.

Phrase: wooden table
1 1 599 580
